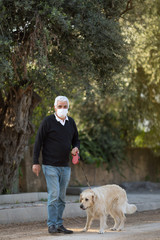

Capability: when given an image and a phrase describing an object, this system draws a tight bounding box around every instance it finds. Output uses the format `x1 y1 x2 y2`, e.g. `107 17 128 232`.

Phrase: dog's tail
124 202 137 214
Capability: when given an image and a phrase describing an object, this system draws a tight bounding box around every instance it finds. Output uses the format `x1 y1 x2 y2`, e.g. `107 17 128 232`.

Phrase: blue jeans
42 165 71 227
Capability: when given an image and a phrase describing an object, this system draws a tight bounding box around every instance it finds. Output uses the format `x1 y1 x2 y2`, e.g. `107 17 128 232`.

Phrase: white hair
54 96 69 108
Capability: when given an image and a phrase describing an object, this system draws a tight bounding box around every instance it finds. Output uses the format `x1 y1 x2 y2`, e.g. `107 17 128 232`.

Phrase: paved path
40 223 160 240
1 209 160 240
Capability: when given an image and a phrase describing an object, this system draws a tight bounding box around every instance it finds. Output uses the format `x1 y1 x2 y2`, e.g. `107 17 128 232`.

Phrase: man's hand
71 147 79 156
32 164 41 176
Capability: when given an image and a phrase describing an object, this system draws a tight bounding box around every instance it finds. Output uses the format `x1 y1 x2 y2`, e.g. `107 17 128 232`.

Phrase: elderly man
32 96 80 234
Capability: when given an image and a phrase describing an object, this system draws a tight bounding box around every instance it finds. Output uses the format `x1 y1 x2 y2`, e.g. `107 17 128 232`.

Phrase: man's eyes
57 105 68 109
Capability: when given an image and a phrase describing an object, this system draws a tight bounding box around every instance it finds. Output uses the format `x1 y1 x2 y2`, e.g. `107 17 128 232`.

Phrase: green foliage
118 0 160 148
79 130 126 170
0 0 128 95
72 95 126 170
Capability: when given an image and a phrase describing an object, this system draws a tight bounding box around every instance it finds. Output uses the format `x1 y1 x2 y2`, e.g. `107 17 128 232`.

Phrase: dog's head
80 189 96 210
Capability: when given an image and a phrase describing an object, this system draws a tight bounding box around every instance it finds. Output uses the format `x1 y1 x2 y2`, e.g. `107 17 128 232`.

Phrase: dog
80 184 137 234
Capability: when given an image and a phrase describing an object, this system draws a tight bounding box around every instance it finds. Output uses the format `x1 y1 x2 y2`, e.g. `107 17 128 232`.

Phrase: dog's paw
117 228 122 232
99 229 105 234
110 228 117 231
82 228 87 232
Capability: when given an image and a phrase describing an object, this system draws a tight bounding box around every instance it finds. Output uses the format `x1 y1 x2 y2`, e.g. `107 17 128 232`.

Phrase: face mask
57 109 68 118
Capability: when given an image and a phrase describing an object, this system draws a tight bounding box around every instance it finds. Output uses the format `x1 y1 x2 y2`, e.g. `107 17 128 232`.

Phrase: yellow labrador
80 184 137 234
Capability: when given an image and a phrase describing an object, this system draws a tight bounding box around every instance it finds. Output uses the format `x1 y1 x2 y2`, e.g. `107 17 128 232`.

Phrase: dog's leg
99 215 107 234
110 208 120 231
110 210 126 231
116 211 126 231
109 197 121 231
82 214 93 232
110 215 120 231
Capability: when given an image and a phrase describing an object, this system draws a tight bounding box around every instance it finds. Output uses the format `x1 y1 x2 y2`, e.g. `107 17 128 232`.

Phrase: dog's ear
92 193 96 204
80 193 83 202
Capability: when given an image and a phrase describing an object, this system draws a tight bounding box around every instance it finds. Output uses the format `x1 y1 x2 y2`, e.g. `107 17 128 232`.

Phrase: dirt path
0 209 160 240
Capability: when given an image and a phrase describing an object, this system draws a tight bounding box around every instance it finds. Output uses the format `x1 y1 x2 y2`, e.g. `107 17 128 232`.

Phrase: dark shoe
48 225 58 233
57 225 73 234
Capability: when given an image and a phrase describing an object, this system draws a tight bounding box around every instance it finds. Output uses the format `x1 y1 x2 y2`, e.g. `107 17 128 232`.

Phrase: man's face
54 101 68 119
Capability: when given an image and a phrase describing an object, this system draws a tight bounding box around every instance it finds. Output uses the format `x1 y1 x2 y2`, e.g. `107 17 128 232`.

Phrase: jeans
42 165 71 227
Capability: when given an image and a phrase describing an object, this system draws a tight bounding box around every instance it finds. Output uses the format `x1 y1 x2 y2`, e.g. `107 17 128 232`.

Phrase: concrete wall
19 146 160 192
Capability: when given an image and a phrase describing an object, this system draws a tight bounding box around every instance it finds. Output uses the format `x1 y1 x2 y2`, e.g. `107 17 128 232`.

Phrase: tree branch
120 0 133 17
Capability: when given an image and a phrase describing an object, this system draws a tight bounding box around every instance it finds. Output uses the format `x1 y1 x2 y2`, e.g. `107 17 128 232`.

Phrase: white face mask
57 109 68 118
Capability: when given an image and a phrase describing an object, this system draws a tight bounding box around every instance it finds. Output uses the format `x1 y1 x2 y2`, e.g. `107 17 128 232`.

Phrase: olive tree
0 0 130 193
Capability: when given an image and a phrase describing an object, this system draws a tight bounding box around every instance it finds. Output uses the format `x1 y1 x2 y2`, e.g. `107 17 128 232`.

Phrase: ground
0 209 160 240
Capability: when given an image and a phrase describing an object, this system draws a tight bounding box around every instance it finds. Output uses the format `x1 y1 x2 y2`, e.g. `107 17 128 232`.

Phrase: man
32 96 80 234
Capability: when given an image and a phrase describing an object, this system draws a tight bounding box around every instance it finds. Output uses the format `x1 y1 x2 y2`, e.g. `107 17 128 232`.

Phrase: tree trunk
0 86 41 194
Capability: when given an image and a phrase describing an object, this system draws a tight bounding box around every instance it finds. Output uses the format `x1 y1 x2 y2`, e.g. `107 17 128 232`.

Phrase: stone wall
19 146 160 192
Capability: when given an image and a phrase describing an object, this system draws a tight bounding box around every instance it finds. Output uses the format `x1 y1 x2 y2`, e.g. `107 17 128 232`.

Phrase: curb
0 202 86 224
1 192 160 225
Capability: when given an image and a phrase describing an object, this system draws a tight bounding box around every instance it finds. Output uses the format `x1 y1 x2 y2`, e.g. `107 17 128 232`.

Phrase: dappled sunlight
70 228 126 234
70 228 99 233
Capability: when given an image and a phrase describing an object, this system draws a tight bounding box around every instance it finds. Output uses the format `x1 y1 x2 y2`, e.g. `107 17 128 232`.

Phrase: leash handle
72 153 80 165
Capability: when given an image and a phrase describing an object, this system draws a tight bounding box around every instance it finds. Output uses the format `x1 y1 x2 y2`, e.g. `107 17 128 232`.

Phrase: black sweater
33 114 80 167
